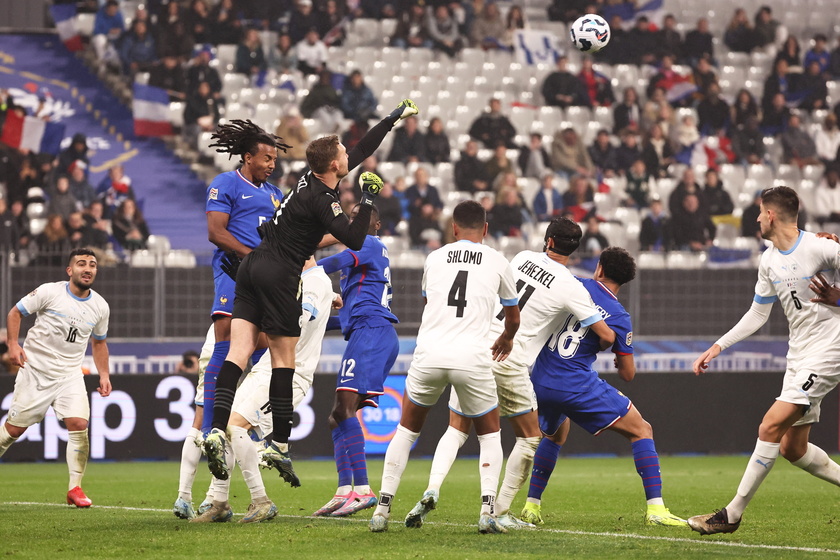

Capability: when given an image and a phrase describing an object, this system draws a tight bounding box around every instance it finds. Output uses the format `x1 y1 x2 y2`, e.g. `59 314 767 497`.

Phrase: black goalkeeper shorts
233 248 302 337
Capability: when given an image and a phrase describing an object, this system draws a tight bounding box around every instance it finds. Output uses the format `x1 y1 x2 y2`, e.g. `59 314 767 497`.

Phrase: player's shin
527 438 562 504
212 444 237 503
496 436 540 515
0 424 19 457
269 368 295 444
374 424 419 517
230 426 268 501
340 417 370 493
477 431 503 515
726 439 780 521
428 425 469 492
211 359 242 431
202 340 229 432
67 429 89 490
178 427 203 501
332 426 352 495
631 438 664 505
791 442 840 486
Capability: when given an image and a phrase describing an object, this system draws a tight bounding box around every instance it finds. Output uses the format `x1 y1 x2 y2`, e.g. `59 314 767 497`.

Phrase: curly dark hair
544 217 581 256
599 246 636 286
209 119 291 164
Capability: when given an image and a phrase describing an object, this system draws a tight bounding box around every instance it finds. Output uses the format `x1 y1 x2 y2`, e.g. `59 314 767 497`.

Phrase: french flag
0 110 66 155
50 4 83 52
133 83 174 137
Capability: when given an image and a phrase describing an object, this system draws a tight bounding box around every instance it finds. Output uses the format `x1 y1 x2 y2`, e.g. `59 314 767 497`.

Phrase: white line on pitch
4 501 839 556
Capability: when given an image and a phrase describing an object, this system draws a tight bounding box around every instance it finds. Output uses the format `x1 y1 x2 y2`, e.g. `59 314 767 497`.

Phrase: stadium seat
776 164 801 186
380 235 408 254
666 251 706 269
130 250 158 267
637 251 666 269
168 102 184 128
254 103 282 130
146 235 171 255
221 73 250 98
75 13 95 36
802 164 825 182
499 236 527 258
216 45 238 72
747 164 774 185
134 72 150 85
719 164 746 197
164 250 197 268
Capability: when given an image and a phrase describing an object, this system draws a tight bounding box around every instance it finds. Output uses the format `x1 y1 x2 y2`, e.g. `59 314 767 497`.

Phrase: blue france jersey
206 170 283 267
319 235 398 337
532 278 633 393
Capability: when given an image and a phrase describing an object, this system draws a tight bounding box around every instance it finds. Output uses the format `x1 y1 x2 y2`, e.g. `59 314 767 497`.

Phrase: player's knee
64 418 89 432
638 420 653 439
5 423 26 438
779 439 807 462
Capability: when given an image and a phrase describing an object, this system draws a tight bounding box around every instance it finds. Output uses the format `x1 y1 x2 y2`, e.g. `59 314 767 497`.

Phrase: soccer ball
570 15 610 53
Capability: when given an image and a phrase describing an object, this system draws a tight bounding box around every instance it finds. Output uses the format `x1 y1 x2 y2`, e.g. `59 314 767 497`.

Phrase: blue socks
632 438 663 501
340 417 369 487
332 426 352 488
527 439 562 500
201 340 229 433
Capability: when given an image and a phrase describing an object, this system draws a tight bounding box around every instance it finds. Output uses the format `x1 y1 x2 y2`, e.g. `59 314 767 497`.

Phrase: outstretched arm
692 300 773 375
347 100 418 169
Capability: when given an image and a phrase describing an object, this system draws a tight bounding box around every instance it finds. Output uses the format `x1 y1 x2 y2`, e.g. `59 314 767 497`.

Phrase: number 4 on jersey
448 270 468 317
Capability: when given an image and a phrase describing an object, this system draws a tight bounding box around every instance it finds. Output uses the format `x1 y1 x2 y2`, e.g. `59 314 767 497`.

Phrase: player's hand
490 335 514 362
809 272 840 306
816 232 840 243
389 99 419 122
359 171 383 205
97 375 112 397
220 251 242 281
332 293 343 309
692 344 721 375
7 342 25 367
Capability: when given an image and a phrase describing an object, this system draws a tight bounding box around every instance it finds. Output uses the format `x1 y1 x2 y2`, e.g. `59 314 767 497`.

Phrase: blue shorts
211 266 235 317
535 376 632 436
337 323 399 399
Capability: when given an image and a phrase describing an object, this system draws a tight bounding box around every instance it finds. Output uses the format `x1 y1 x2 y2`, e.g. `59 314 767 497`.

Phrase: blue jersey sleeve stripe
579 312 602 328
16 301 30 316
92 333 107 340
500 297 519 306
421 290 426 297
753 294 778 304
302 302 318 318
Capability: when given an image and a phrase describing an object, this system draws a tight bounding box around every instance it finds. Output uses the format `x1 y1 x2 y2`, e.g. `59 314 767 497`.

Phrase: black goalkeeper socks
211 360 243 431
269 367 295 444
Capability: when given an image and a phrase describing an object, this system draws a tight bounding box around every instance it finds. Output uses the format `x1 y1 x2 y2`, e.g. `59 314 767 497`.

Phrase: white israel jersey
15 281 109 379
755 231 840 361
488 251 603 370
413 240 518 372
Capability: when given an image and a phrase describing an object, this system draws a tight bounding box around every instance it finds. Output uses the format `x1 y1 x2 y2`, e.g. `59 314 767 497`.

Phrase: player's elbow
618 364 636 382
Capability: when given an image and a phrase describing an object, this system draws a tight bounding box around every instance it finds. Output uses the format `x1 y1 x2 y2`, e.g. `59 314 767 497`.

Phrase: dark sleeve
323 198 373 251
348 116 397 169
326 316 342 331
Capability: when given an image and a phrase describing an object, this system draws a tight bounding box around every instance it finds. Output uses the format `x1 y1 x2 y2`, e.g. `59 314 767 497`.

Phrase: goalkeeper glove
220 251 242 281
388 99 419 123
359 171 383 206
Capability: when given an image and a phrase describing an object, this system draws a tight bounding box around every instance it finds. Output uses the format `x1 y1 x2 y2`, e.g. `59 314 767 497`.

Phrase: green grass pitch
1 455 839 559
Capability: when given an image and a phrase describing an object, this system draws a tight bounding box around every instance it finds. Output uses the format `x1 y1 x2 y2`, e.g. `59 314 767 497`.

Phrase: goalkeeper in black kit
200 100 419 502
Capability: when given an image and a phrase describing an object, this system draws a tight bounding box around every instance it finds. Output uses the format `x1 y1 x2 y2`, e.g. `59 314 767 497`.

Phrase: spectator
669 167 705 217
274 109 309 161
753 5 780 49
672 193 715 251
697 83 730 135
641 86 676 134
541 55 587 108
92 0 124 65
580 215 609 257
454 139 490 193
235 28 267 77
184 0 211 44
268 34 298 73
340 69 378 122
47 176 79 220
613 87 641 134
31 214 71 266
426 5 464 58
830 37 840 79
67 210 108 250
296 28 328 76
468 97 517 149
646 55 691 106
289 0 321 44
547 0 588 24
703 168 734 219
816 114 840 166
183 81 221 147
96 165 136 219
626 16 657 66
376 181 404 236
149 56 187 101
614 132 643 176
814 168 840 224
470 2 505 50
625 159 654 209
658 14 683 62
300 69 342 133
577 57 614 107
0 197 19 255
562 175 595 222
781 114 819 167
588 129 618 178
177 350 201 374
532 173 563 222
112 198 150 251
68 161 96 209
9 199 29 251
119 20 157 76
209 0 243 45
489 187 524 238
732 116 767 165
552 127 594 178
359 0 397 20
517 132 551 179
775 35 802 71
485 144 515 185
641 123 674 179
318 0 347 46
760 92 791 137
692 56 718 99
408 202 443 250
186 46 222 98
156 19 194 61
741 190 763 240
57 133 89 178
425 117 451 164
602 14 629 65
501 5 527 50
388 115 426 163
683 17 714 66
731 88 760 128
639 198 674 251
405 167 442 218
390 3 432 49
797 60 828 112
724 8 755 53
762 58 795 115
804 34 831 74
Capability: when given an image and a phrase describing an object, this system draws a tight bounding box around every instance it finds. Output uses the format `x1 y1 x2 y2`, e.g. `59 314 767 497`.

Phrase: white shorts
7 366 89 428
449 360 536 417
406 363 498 418
777 359 840 425
194 373 204 406
231 367 313 439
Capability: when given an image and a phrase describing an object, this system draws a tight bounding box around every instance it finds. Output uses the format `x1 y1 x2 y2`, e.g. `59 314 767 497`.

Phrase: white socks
67 429 90 490
213 441 237 503
178 427 202 501
477 430 503 515
374 424 419 517
726 439 780 521
427 426 469 493
495 436 540 516
230 426 267 502
791 443 840 487
0 424 19 457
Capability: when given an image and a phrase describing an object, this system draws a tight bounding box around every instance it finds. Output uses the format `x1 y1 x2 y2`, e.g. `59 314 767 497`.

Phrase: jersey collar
778 230 804 255
236 169 261 189
65 283 92 301
595 280 617 300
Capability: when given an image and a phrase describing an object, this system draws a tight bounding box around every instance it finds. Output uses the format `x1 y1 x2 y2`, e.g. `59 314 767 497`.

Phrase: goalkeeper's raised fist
389 99 419 122
359 171 383 205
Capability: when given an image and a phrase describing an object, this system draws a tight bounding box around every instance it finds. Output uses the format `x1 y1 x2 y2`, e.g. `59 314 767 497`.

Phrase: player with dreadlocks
173 119 290 521
199 100 419 521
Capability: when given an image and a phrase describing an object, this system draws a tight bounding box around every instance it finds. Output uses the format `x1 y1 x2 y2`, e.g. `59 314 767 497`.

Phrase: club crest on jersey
209 188 218 200
28 289 37 297
220 295 228 305
331 201 342 217
271 193 280 209
626 331 633 346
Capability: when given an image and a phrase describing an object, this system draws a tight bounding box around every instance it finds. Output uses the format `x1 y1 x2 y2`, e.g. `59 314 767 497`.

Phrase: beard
72 275 94 291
